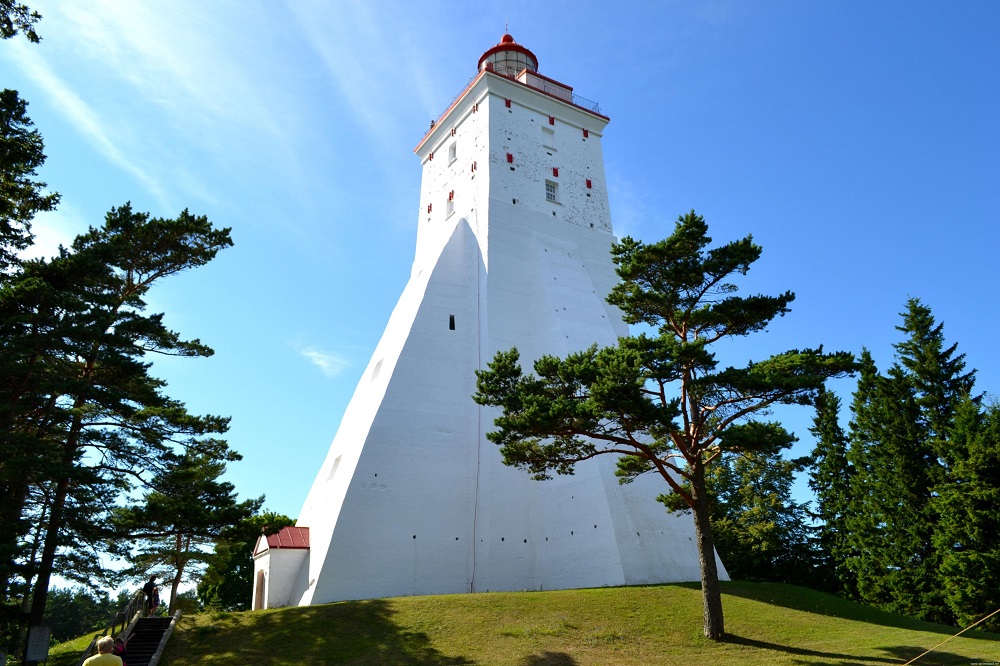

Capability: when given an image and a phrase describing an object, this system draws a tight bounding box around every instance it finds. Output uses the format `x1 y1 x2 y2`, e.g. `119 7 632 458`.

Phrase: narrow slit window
327 455 342 481
449 315 455 330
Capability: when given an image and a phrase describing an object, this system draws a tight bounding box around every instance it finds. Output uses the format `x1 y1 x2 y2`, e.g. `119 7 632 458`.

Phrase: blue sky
4 1 999 518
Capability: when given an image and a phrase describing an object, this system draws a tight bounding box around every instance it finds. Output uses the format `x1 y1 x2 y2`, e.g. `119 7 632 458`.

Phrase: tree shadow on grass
724 633 900 664
716 581 1000 642
791 645 984 666
165 599 475 665
517 652 578 666
726 633 1000 665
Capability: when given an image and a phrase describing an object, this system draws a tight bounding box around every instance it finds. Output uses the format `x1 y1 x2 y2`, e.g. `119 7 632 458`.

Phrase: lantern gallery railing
423 66 603 141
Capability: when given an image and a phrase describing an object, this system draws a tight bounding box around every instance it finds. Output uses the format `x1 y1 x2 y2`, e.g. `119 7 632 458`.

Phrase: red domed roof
477 33 538 73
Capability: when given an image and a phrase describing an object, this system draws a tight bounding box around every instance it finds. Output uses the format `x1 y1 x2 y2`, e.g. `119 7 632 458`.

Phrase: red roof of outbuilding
265 526 310 550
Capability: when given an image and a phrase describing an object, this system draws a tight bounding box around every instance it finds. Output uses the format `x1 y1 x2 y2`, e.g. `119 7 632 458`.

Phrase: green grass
44 582 1000 665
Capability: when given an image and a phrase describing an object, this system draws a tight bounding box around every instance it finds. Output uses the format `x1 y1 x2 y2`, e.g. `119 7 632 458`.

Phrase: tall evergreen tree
933 397 1000 631
843 299 977 625
893 297 977 470
807 388 854 595
475 211 856 639
847 363 943 621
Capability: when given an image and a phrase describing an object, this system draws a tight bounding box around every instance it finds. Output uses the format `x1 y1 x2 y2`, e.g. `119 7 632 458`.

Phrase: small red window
471 161 477 172
427 203 432 213
505 99 511 108
450 127 456 137
583 128 589 138
506 152 513 163
473 103 478 112
586 179 592 189
548 116 555 125
448 190 454 201
552 167 559 177
428 152 433 161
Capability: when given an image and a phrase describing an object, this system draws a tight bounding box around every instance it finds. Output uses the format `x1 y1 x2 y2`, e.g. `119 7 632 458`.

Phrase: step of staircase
120 617 174 666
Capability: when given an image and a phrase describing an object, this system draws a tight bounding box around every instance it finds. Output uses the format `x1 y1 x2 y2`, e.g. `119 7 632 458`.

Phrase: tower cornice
414 69 609 156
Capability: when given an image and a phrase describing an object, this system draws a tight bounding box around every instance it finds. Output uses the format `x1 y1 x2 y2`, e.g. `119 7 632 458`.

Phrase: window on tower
446 198 455 217
545 180 558 203
448 142 457 164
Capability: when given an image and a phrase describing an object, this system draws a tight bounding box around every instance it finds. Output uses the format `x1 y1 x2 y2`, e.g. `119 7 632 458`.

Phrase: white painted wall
252 539 310 609
283 56 724 608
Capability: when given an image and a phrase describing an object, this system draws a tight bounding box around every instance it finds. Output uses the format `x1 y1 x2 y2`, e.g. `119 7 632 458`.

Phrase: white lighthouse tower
252 35 720 609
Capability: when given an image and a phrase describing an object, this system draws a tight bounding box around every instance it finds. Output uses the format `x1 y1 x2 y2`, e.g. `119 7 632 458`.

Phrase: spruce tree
846 356 944 621
844 299 976 624
807 388 854 595
893 297 977 470
933 397 1000 631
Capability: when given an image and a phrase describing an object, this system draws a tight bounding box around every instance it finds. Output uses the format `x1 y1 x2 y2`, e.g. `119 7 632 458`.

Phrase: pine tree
114 452 262 613
0 88 59 270
475 211 856 639
0 204 233 644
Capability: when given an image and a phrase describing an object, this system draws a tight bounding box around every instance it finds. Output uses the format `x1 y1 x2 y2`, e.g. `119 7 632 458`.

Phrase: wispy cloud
9 39 171 207
55 1 289 144
8 1 305 211
301 347 350 378
286 2 448 156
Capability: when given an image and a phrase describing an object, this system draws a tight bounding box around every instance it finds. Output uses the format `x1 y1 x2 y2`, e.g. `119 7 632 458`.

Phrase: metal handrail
75 589 146 666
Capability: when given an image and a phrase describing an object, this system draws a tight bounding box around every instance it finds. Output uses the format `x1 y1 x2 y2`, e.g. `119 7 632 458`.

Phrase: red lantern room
478 34 538 77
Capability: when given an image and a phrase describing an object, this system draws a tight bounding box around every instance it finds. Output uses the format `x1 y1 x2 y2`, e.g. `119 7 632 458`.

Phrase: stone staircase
75 611 179 666
120 616 175 666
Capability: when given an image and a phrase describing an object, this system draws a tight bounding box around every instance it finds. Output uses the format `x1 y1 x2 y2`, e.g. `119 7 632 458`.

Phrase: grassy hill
45 582 1000 665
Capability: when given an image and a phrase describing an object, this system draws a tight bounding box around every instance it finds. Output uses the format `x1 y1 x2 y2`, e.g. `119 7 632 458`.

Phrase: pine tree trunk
691 461 725 640
169 534 185 613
